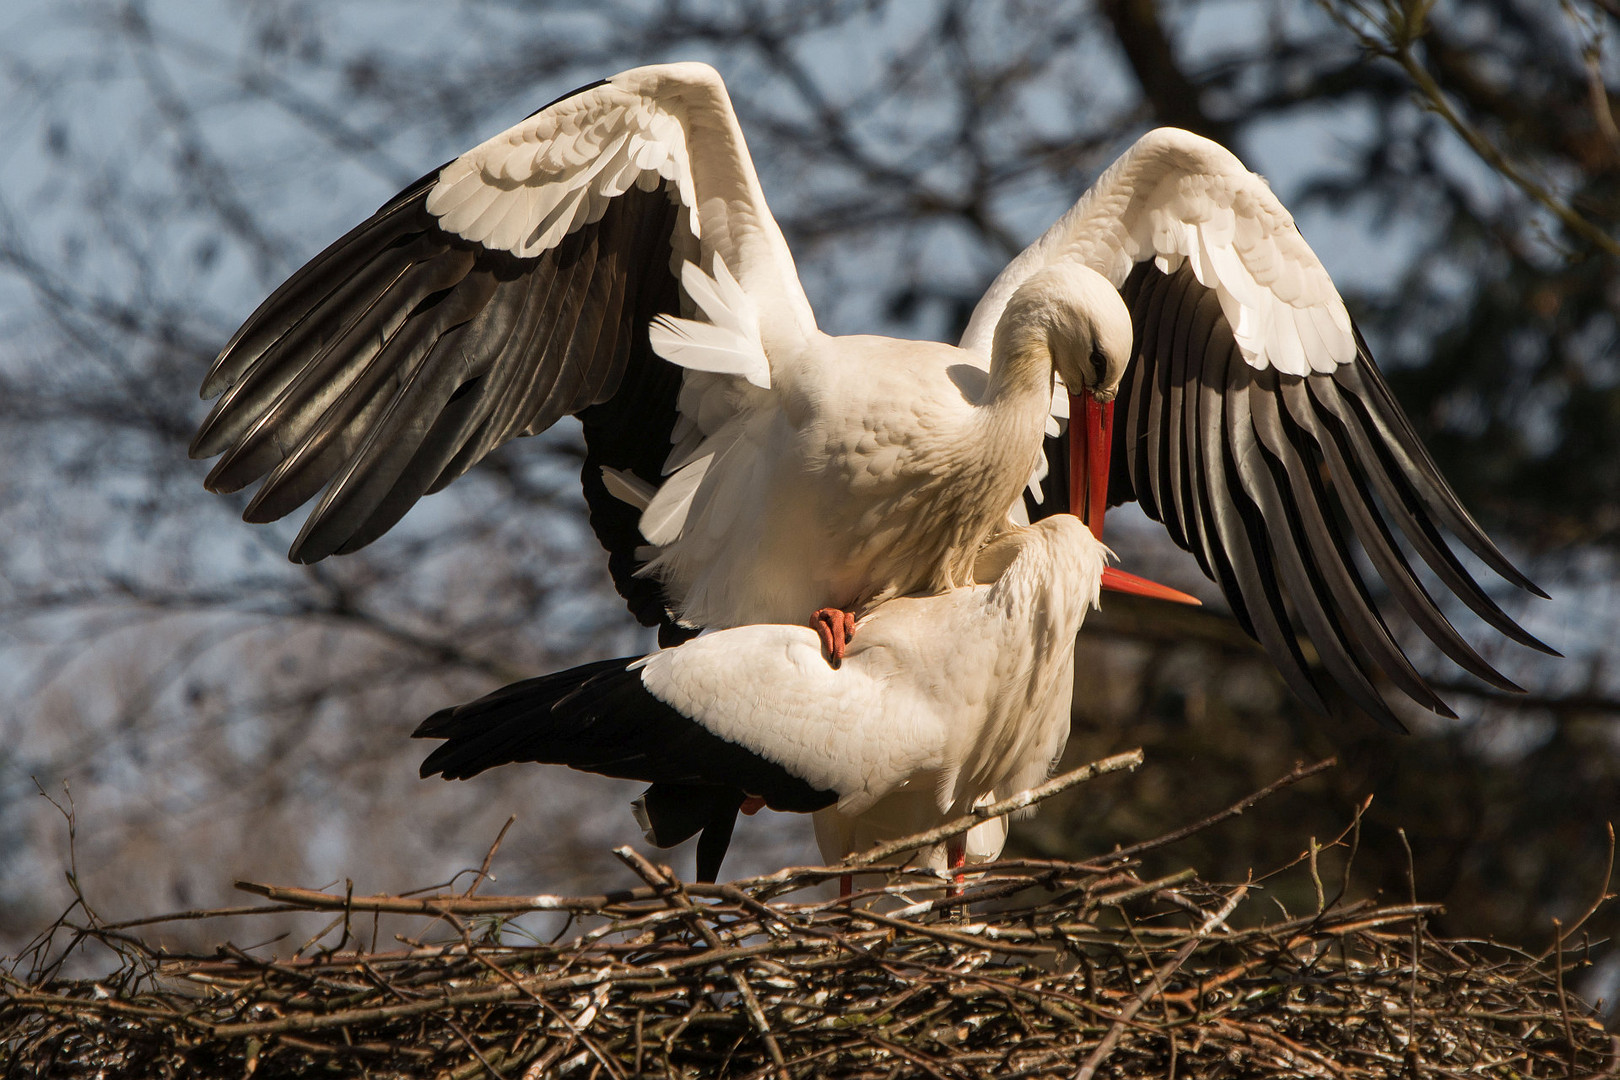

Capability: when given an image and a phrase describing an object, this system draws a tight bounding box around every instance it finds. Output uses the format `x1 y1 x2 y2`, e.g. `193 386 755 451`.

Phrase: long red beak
1068 391 1114 540
1069 390 1200 607
1100 566 1202 606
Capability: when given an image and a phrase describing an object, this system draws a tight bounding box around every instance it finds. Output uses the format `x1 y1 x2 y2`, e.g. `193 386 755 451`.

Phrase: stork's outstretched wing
190 63 814 636
991 128 1552 728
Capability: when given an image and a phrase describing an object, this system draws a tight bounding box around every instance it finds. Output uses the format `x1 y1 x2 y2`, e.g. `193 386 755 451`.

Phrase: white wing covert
959 127 1353 375
636 626 945 816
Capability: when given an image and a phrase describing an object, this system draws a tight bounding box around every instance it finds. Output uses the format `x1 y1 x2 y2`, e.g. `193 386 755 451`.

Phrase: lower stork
415 515 1193 882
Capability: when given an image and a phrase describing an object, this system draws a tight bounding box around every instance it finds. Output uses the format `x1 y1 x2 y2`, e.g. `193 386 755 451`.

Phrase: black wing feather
1336 342 1547 598
577 196 693 644
199 167 449 402
1028 260 1551 725
1161 265 1200 547
193 92 691 634
1215 347 1338 715
244 265 500 522
1276 378 1527 692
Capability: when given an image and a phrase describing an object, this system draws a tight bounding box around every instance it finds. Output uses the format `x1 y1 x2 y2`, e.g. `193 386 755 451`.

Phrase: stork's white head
992 263 1133 401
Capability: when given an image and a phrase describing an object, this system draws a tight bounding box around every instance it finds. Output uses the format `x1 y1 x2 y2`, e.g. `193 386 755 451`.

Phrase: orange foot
812 608 857 668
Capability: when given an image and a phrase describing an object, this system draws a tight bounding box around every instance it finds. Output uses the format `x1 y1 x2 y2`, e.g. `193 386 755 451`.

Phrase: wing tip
412 707 451 740
241 487 291 525
198 366 232 402
287 539 325 565
1529 638 1564 660
201 456 250 496
1495 613 1561 658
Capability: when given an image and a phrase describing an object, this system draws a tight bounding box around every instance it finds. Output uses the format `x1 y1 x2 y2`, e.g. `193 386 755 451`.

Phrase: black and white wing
414 649 848 882
972 128 1553 728
191 63 815 634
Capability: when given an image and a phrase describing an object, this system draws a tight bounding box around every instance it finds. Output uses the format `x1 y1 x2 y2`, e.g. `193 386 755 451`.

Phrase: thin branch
1319 0 1619 255
840 750 1145 869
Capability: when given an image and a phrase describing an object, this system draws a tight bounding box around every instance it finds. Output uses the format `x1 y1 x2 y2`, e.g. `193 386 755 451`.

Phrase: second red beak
1068 389 1200 607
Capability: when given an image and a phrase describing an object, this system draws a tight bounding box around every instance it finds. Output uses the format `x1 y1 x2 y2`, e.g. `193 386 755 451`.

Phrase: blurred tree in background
0 0 1615 1013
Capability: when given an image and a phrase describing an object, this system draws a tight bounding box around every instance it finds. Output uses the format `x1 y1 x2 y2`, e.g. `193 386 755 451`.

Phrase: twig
1539 821 1617 961
614 847 791 1080
1319 0 1619 255
1103 758 1337 864
466 816 518 899
1400 827 1423 1080
1554 917 1578 1079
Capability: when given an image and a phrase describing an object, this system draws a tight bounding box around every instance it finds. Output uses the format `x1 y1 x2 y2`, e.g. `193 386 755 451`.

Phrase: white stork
417 514 1138 882
191 61 1552 728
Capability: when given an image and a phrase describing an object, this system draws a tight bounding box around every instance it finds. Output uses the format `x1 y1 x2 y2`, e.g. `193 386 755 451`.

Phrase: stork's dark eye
1089 342 1108 385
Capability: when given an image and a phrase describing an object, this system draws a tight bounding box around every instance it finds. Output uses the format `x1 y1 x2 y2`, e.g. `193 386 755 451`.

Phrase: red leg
812 608 857 668
839 873 853 897
739 795 766 815
946 836 967 898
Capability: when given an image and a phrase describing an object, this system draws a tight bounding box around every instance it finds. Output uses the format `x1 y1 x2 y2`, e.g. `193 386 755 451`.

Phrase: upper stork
190 62 1552 727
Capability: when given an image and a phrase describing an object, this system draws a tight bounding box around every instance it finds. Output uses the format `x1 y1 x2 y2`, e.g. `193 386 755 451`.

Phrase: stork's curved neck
982 326 1057 415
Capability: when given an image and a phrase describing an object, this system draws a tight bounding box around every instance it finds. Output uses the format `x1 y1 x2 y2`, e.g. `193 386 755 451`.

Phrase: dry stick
235 880 666 916
1214 1017 1346 1077
88 903 306 934
1399 827 1423 1080
189 934 829 1040
1554 917 1578 1079
1075 885 1248 1080
466 815 518 898
840 750 1144 870
456 947 605 1079
441 1013 509 1080
1102 758 1336 865
533 986 623 1080
716 884 899 972
862 1034 959 1080
1326 795 1371 912
1539 821 1617 962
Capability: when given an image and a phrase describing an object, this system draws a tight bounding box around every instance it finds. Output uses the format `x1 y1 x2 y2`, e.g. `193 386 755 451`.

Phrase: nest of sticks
4 754 1616 1079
